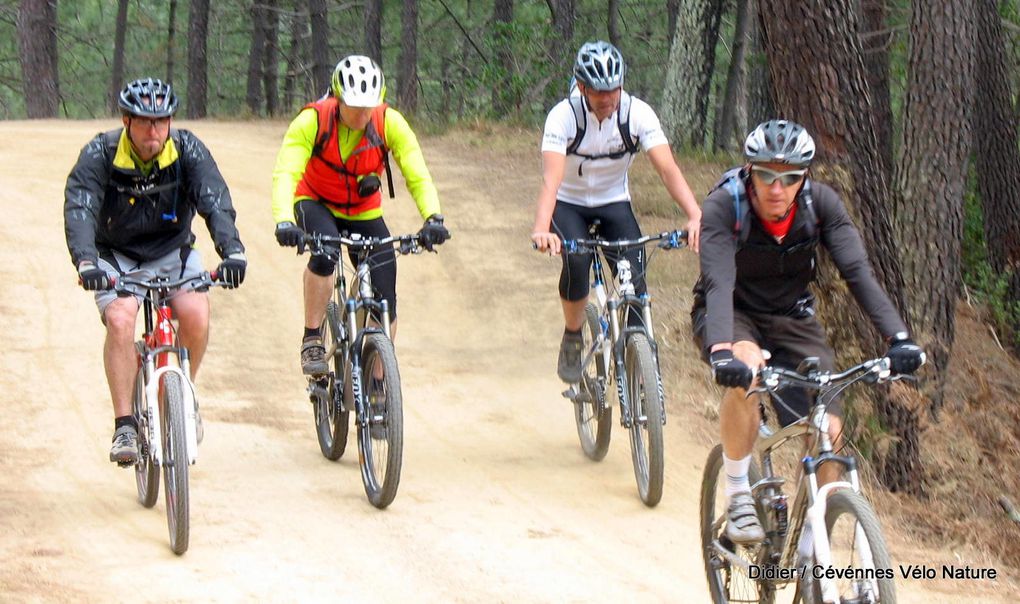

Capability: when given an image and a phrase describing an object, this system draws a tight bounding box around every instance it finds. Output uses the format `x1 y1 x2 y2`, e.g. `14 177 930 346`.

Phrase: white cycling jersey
541 93 668 208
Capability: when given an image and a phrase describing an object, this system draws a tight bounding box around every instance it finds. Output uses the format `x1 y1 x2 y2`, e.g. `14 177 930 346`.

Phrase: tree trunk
758 0 923 493
490 0 515 114
110 0 129 115
364 0 382 65
667 0 679 52
545 0 575 75
715 0 750 151
284 6 304 109
861 0 893 177
892 0 974 411
263 0 281 116
660 0 724 150
167 0 177 84
246 1 269 115
608 0 620 47
398 0 418 112
17 0 59 118
309 0 331 92
187 0 210 118
974 0 1020 352
746 0 773 128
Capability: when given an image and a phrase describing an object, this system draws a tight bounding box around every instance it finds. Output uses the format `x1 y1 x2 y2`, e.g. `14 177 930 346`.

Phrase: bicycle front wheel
575 302 612 460
314 301 350 460
357 333 403 509
133 367 159 508
161 372 190 555
809 490 895 604
700 444 773 604
625 333 664 506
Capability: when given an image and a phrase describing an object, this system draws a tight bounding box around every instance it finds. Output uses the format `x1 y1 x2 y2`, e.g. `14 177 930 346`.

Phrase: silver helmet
743 120 816 167
118 78 178 117
573 41 625 91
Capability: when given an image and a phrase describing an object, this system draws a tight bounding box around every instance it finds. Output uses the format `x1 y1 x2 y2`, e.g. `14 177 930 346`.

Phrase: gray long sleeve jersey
696 177 907 349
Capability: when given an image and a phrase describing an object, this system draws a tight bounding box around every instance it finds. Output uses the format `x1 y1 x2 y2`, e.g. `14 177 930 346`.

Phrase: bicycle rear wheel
700 444 773 604
161 372 190 555
625 333 664 506
133 366 159 508
357 333 403 509
806 490 895 603
574 302 612 461
314 301 350 460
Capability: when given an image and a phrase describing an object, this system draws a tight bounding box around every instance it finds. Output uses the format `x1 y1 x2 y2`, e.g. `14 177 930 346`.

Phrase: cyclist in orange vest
271 55 449 375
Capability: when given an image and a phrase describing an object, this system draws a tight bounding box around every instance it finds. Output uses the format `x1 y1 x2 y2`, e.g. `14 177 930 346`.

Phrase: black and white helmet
743 119 815 167
331 55 386 108
573 41 625 91
118 78 178 117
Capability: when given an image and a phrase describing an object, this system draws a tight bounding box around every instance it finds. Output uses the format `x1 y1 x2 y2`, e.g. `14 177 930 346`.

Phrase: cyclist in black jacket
64 78 246 466
691 120 925 545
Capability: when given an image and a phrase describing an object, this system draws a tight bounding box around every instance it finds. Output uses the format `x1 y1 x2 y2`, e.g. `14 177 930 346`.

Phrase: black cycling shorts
551 201 646 302
295 200 399 320
691 304 840 427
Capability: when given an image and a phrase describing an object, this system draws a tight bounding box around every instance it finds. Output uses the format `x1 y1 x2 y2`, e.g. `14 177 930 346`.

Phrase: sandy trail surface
0 120 1009 602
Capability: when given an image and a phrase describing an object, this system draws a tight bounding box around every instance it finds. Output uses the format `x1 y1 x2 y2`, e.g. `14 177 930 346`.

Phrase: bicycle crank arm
708 539 753 573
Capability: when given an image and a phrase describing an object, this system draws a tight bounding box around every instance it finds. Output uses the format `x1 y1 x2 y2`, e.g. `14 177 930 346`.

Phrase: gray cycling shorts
94 247 205 319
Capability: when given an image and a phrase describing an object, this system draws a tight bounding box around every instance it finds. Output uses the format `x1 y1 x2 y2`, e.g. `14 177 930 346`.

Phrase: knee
104 301 138 338
308 254 335 277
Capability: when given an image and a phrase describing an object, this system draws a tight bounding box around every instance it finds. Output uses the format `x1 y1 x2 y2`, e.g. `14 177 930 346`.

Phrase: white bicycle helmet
743 120 816 167
331 55 386 108
573 41 625 91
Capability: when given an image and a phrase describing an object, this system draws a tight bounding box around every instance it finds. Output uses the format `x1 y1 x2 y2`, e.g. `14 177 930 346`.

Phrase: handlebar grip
210 270 219 282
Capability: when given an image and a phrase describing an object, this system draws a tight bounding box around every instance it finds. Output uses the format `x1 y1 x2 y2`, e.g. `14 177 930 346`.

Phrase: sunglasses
751 166 807 187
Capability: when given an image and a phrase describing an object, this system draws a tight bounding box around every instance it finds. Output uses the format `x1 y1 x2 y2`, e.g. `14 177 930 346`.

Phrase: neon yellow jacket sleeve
270 108 317 224
384 108 441 220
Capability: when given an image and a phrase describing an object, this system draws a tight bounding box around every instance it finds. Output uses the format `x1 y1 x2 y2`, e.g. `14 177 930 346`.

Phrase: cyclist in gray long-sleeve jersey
64 78 246 466
691 120 925 546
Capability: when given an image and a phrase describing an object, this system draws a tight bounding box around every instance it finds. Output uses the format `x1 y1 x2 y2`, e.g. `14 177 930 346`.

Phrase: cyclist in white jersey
531 41 702 383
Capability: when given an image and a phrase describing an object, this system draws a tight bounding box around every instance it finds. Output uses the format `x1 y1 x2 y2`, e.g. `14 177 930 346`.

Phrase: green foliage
962 174 1020 349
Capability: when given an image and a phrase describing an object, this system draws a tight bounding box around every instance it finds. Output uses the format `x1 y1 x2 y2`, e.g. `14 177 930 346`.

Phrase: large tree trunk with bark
246 1 270 114
861 0 893 177
746 0 773 128
17 0 59 118
545 0 575 72
608 0 620 47
109 0 129 115
398 0 418 112
490 0 516 114
892 0 974 411
660 0 724 149
186 0 210 118
758 0 931 494
715 0 750 151
364 0 382 65
309 0 331 91
167 0 178 84
263 0 280 116
974 0 1020 351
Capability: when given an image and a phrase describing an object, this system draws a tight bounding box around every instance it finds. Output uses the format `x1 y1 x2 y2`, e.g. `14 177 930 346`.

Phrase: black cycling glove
275 221 306 253
709 350 754 390
78 261 112 291
216 253 247 289
419 214 450 251
886 334 925 374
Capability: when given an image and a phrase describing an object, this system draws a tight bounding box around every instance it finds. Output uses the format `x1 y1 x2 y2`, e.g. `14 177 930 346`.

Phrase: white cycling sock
723 453 752 498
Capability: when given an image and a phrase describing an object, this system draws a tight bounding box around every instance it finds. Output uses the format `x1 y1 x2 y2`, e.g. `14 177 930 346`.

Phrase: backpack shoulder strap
375 104 395 199
798 179 819 238
711 167 752 244
617 91 637 154
565 96 587 156
308 98 337 158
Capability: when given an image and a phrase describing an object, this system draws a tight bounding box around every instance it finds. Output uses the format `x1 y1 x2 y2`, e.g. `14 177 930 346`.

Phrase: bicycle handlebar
560 229 688 254
112 271 222 294
754 356 909 394
302 232 433 257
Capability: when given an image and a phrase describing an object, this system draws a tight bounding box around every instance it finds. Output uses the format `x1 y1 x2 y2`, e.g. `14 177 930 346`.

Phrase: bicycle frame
128 277 210 467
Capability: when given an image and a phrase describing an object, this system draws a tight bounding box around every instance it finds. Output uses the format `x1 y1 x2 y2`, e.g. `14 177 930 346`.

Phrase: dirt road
0 120 1009 602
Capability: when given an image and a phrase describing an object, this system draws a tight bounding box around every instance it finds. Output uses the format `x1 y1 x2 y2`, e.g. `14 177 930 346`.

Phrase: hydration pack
564 91 638 161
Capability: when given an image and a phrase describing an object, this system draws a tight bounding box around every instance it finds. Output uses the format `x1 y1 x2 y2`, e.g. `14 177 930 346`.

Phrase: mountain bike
559 225 687 506
117 271 226 556
303 231 439 509
701 356 904 604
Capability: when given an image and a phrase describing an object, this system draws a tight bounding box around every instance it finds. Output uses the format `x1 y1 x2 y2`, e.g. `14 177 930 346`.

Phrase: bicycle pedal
116 460 135 469
561 386 580 401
